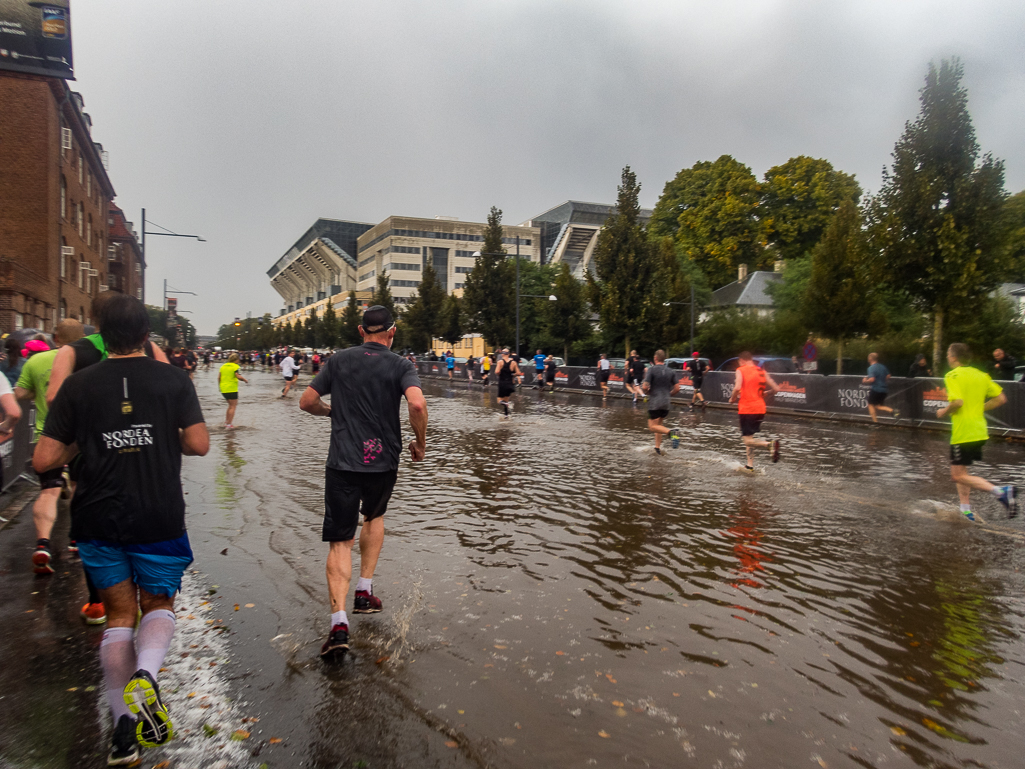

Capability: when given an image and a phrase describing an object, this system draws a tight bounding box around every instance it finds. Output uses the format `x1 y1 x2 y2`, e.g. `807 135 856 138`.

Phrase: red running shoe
771 439 781 464
353 590 383 614
32 544 54 575
320 624 349 660
80 602 107 625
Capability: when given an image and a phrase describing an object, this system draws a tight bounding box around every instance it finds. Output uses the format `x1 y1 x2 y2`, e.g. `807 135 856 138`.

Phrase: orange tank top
737 364 767 415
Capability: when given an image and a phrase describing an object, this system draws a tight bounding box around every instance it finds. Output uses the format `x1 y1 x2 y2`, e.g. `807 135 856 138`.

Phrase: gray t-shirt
644 365 678 410
866 362 889 393
309 342 422 473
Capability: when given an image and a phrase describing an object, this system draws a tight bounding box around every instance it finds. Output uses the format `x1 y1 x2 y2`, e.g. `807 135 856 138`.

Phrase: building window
359 270 375 282
389 279 421 288
59 301 66 321
78 153 83 185
13 313 23 330
87 214 92 246
358 254 376 268
86 169 91 197
78 259 84 288
454 283 465 289
60 177 67 219
79 306 85 322
454 266 473 274
382 262 420 272
77 202 84 237
454 250 477 258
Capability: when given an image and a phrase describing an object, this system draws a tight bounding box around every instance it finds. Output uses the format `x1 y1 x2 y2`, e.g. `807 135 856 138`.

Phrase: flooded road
2 365 1024 769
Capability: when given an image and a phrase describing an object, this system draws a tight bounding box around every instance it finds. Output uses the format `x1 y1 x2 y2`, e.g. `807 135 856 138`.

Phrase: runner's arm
764 373 781 394
14 385 33 400
405 385 427 461
299 386 331 416
32 435 76 472
45 344 76 408
0 392 21 437
729 369 743 402
151 344 169 364
983 392 1007 412
936 399 962 418
180 422 210 456
237 372 249 384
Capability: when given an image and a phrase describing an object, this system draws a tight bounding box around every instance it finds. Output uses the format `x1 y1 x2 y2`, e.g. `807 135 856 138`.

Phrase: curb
0 477 38 534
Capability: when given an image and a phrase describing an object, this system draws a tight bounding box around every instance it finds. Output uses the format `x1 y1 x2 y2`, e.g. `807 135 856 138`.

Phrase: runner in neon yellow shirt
218 353 248 429
936 343 1017 521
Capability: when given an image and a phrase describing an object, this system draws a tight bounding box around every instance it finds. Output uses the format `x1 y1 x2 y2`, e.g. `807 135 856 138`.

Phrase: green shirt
16 349 59 437
944 365 1002 445
219 362 240 393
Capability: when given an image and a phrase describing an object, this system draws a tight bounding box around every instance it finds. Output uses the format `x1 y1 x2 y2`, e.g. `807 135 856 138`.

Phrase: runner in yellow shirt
218 353 248 429
936 343 1017 521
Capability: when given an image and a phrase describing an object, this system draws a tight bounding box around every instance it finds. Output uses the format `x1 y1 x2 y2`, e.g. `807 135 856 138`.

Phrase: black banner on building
0 0 73 79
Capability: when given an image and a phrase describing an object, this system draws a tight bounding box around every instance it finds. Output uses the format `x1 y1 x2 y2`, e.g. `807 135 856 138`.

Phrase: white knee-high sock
100 627 136 720
136 609 176 680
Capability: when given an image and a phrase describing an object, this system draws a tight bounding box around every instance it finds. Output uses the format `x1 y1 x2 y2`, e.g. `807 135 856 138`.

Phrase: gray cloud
69 0 1025 333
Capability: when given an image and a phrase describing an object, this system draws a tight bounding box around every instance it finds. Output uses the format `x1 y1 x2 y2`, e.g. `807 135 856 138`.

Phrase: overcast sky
69 0 1025 335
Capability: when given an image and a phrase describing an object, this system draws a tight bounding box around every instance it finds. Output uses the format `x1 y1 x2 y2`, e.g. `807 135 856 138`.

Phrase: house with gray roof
709 265 783 316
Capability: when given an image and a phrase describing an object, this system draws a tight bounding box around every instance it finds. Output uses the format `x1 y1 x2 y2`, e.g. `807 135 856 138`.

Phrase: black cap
361 305 394 334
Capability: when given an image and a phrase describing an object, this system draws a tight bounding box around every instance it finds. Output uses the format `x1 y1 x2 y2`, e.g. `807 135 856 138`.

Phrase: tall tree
321 299 339 348
339 291 362 347
547 261 589 362
371 271 397 319
587 166 660 357
438 293 464 347
761 156 861 262
463 206 514 348
869 59 1009 371
1001 190 1025 279
403 261 446 351
649 155 764 288
803 199 876 374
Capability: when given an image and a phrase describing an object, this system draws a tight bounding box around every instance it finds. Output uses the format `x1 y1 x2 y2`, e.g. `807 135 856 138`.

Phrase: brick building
107 202 144 301
0 72 116 332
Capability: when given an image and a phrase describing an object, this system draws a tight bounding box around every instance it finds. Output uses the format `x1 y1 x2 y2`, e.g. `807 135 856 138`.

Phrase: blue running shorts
78 534 194 597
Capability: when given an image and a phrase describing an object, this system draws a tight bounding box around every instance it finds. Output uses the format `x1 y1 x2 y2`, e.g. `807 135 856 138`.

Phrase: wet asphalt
1 365 1024 769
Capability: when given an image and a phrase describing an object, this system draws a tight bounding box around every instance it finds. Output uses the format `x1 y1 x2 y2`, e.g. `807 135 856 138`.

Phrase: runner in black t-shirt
34 294 209 766
627 351 646 404
300 305 427 661
686 352 707 410
544 354 558 391
495 348 521 417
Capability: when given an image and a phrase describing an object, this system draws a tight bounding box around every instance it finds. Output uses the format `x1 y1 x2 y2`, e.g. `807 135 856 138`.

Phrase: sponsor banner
0 0 73 79
765 373 814 410
703 371 736 404
607 371 626 390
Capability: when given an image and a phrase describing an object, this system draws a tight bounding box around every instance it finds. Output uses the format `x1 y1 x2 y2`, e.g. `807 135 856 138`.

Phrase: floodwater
2 365 1024 769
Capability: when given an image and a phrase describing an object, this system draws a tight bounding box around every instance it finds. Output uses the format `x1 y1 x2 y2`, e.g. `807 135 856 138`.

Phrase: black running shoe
771 439 781 464
123 670 173 747
107 714 140 767
654 447 662 456
321 623 349 660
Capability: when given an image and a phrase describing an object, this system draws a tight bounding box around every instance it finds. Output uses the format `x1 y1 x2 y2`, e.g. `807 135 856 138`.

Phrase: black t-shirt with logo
43 357 205 544
309 342 422 474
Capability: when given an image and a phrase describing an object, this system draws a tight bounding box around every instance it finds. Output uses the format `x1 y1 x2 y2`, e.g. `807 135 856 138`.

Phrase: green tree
321 299 339 348
150 305 197 348
761 156 861 262
1000 190 1025 279
586 166 660 357
463 206 514 348
340 291 362 347
438 293 464 347
371 271 397 318
803 199 876 373
403 261 446 351
547 261 589 362
649 155 764 288
869 59 1010 372
304 313 319 347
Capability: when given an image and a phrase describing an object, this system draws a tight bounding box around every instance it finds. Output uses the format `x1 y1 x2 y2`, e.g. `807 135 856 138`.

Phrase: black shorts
740 414 764 436
599 370 610 383
221 392 238 401
648 409 669 420
545 372 556 383
951 440 986 466
36 466 65 490
323 468 398 542
498 383 516 398
868 391 888 406
691 377 703 389
283 375 295 382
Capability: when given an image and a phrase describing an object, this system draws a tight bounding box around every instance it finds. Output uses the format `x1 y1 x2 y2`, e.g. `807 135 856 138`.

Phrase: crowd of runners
0 288 1018 765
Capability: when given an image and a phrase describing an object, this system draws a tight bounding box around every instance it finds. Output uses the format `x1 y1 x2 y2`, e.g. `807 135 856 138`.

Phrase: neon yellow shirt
944 365 1002 445
16 349 58 437
219 362 241 393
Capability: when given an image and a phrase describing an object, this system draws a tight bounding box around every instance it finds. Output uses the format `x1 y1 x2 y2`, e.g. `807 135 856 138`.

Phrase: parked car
716 356 797 374
666 357 711 372
1014 365 1025 383
607 357 649 369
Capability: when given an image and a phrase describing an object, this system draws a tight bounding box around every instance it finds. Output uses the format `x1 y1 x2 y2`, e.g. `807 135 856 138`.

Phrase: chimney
738 264 748 282
774 260 784 273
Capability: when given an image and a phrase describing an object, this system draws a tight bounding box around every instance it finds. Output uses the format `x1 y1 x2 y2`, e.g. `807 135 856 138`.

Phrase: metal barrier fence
2 404 36 491
417 362 1025 436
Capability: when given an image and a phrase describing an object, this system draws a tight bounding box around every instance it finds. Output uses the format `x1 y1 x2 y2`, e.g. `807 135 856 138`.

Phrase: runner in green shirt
218 353 248 429
14 320 84 572
936 343 1017 521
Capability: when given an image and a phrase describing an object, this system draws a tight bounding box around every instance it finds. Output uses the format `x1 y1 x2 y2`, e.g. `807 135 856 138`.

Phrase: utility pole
515 236 520 355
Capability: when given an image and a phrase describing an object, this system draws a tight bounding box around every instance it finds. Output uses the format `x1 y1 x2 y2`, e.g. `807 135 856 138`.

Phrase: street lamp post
663 283 698 354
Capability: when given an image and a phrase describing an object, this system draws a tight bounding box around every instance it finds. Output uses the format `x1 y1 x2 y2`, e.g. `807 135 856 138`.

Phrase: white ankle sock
960 504 972 513
989 486 1004 497
355 577 372 593
331 610 348 627
136 609 176 680
100 626 136 721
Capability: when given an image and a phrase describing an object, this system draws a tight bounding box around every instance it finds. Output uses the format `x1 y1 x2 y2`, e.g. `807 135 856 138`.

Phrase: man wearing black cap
299 305 428 661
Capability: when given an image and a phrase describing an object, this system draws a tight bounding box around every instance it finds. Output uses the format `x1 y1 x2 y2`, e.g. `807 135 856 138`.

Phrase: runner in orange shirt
728 352 782 472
